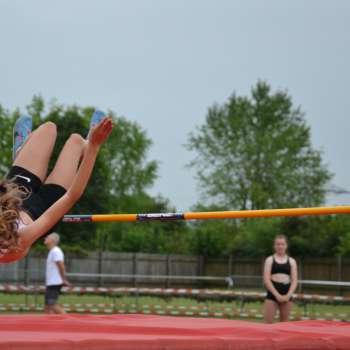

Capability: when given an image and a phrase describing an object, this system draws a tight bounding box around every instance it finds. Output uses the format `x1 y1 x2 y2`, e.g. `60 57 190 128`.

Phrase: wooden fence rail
1 252 349 293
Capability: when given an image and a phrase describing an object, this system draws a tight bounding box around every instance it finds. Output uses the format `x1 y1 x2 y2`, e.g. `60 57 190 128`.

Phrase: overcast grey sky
1 0 349 210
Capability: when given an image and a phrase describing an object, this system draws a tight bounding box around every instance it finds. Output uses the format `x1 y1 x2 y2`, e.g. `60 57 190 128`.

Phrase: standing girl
263 234 298 323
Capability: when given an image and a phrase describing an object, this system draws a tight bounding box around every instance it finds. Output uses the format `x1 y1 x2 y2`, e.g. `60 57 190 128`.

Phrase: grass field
1 293 349 321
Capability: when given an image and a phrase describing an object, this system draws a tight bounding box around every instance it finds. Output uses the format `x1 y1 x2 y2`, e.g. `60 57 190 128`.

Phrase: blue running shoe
13 114 33 160
87 109 107 139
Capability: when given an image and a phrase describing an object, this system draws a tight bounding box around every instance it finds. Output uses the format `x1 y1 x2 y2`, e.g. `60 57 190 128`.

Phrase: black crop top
271 256 291 276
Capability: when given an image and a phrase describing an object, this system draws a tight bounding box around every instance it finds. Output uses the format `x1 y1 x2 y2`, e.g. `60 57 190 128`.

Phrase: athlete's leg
13 122 57 182
45 109 105 189
45 133 86 190
263 299 278 323
279 301 292 322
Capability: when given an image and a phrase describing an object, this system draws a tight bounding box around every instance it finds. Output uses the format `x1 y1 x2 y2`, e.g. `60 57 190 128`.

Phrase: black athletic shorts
45 284 63 305
7 166 66 233
266 281 292 303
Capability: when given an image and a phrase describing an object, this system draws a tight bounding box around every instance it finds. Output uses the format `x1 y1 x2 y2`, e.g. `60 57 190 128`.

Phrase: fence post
98 250 103 286
197 255 205 288
14 260 19 283
133 253 138 287
298 258 303 293
261 257 265 289
24 255 30 285
228 255 233 276
23 255 30 306
337 256 342 296
166 255 171 288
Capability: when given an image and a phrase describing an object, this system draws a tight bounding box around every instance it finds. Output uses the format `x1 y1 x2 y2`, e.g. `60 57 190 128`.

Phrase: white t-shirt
46 246 64 286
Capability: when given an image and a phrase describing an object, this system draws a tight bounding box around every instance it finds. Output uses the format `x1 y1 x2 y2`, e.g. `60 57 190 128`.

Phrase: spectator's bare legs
45 133 86 189
14 122 57 181
44 305 53 314
52 304 65 314
44 305 54 314
263 300 278 323
279 301 292 322
45 304 65 314
43 133 85 316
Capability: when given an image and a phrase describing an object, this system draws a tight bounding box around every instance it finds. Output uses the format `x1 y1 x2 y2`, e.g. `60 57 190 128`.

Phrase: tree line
1 82 350 257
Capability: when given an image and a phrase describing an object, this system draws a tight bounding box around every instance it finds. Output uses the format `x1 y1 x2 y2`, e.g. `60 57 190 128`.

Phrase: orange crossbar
92 214 137 222
64 205 350 223
184 206 350 220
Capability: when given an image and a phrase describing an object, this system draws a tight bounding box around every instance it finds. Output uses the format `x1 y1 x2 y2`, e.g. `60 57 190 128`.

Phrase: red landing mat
0 314 349 350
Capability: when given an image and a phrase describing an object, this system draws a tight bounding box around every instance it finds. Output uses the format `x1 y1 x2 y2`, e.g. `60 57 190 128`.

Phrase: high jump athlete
0 110 113 263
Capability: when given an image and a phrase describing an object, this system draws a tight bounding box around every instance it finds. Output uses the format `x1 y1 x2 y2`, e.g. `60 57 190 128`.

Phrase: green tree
187 220 236 257
0 106 20 177
187 81 332 210
232 218 282 257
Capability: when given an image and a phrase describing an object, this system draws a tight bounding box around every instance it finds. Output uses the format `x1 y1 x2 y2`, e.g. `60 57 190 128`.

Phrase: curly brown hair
0 179 27 253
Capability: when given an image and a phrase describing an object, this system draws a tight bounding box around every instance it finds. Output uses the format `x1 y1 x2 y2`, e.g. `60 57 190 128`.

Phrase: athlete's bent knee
40 121 57 137
68 133 84 145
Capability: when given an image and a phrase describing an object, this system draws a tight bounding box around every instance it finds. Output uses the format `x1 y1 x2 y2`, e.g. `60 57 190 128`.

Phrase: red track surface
0 314 349 350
